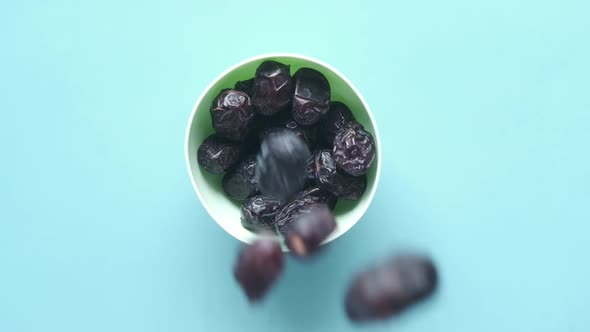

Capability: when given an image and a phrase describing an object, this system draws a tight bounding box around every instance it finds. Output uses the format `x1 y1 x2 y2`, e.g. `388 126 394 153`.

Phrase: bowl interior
186 54 380 247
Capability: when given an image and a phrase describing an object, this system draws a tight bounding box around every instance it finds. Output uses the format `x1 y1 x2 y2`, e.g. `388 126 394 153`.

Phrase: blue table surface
1 1 589 331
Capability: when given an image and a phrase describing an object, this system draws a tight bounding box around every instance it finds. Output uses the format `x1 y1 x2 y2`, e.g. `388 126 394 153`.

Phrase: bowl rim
184 52 382 245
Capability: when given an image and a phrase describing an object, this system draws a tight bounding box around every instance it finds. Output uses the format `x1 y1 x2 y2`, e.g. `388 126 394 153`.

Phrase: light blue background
1 1 589 331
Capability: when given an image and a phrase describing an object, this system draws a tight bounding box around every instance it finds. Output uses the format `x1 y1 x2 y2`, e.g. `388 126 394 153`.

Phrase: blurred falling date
233 234 284 302
345 254 438 322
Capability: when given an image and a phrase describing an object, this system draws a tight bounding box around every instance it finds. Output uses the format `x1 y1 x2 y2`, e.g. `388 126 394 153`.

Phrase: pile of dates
197 60 376 236
197 60 437 323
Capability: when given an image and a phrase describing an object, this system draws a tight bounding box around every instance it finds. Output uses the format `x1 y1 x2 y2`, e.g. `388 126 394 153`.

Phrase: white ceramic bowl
185 53 381 248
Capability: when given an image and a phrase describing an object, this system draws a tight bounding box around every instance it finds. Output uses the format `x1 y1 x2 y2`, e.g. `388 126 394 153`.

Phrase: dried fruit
234 234 284 302
241 195 283 232
197 134 242 174
252 61 293 116
345 254 438 322
274 187 337 235
314 150 367 200
292 68 331 126
256 130 310 200
286 204 336 257
222 156 258 201
210 89 256 142
234 78 255 98
333 121 376 176
319 101 355 146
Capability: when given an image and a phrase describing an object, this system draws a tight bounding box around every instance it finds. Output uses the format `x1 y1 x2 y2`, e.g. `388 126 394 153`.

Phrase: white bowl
185 53 381 248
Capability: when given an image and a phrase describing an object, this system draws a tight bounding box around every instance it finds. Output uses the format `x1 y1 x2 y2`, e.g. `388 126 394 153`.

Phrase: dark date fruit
234 78 255 98
197 134 242 174
286 204 336 257
210 89 256 142
345 254 437 322
292 68 331 126
314 150 367 200
319 101 355 146
274 187 337 235
333 121 376 176
223 155 258 201
234 234 285 302
252 61 293 116
241 195 283 232
256 130 310 200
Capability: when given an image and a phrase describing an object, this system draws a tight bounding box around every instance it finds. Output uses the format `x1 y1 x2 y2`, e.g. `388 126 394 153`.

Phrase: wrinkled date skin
292 68 331 126
197 134 242 174
223 155 258 201
274 187 337 235
234 234 285 302
256 130 310 201
345 254 438 322
319 101 355 146
333 122 376 176
286 204 336 257
314 150 367 200
210 89 256 142
234 78 255 98
241 195 283 232
252 61 293 116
